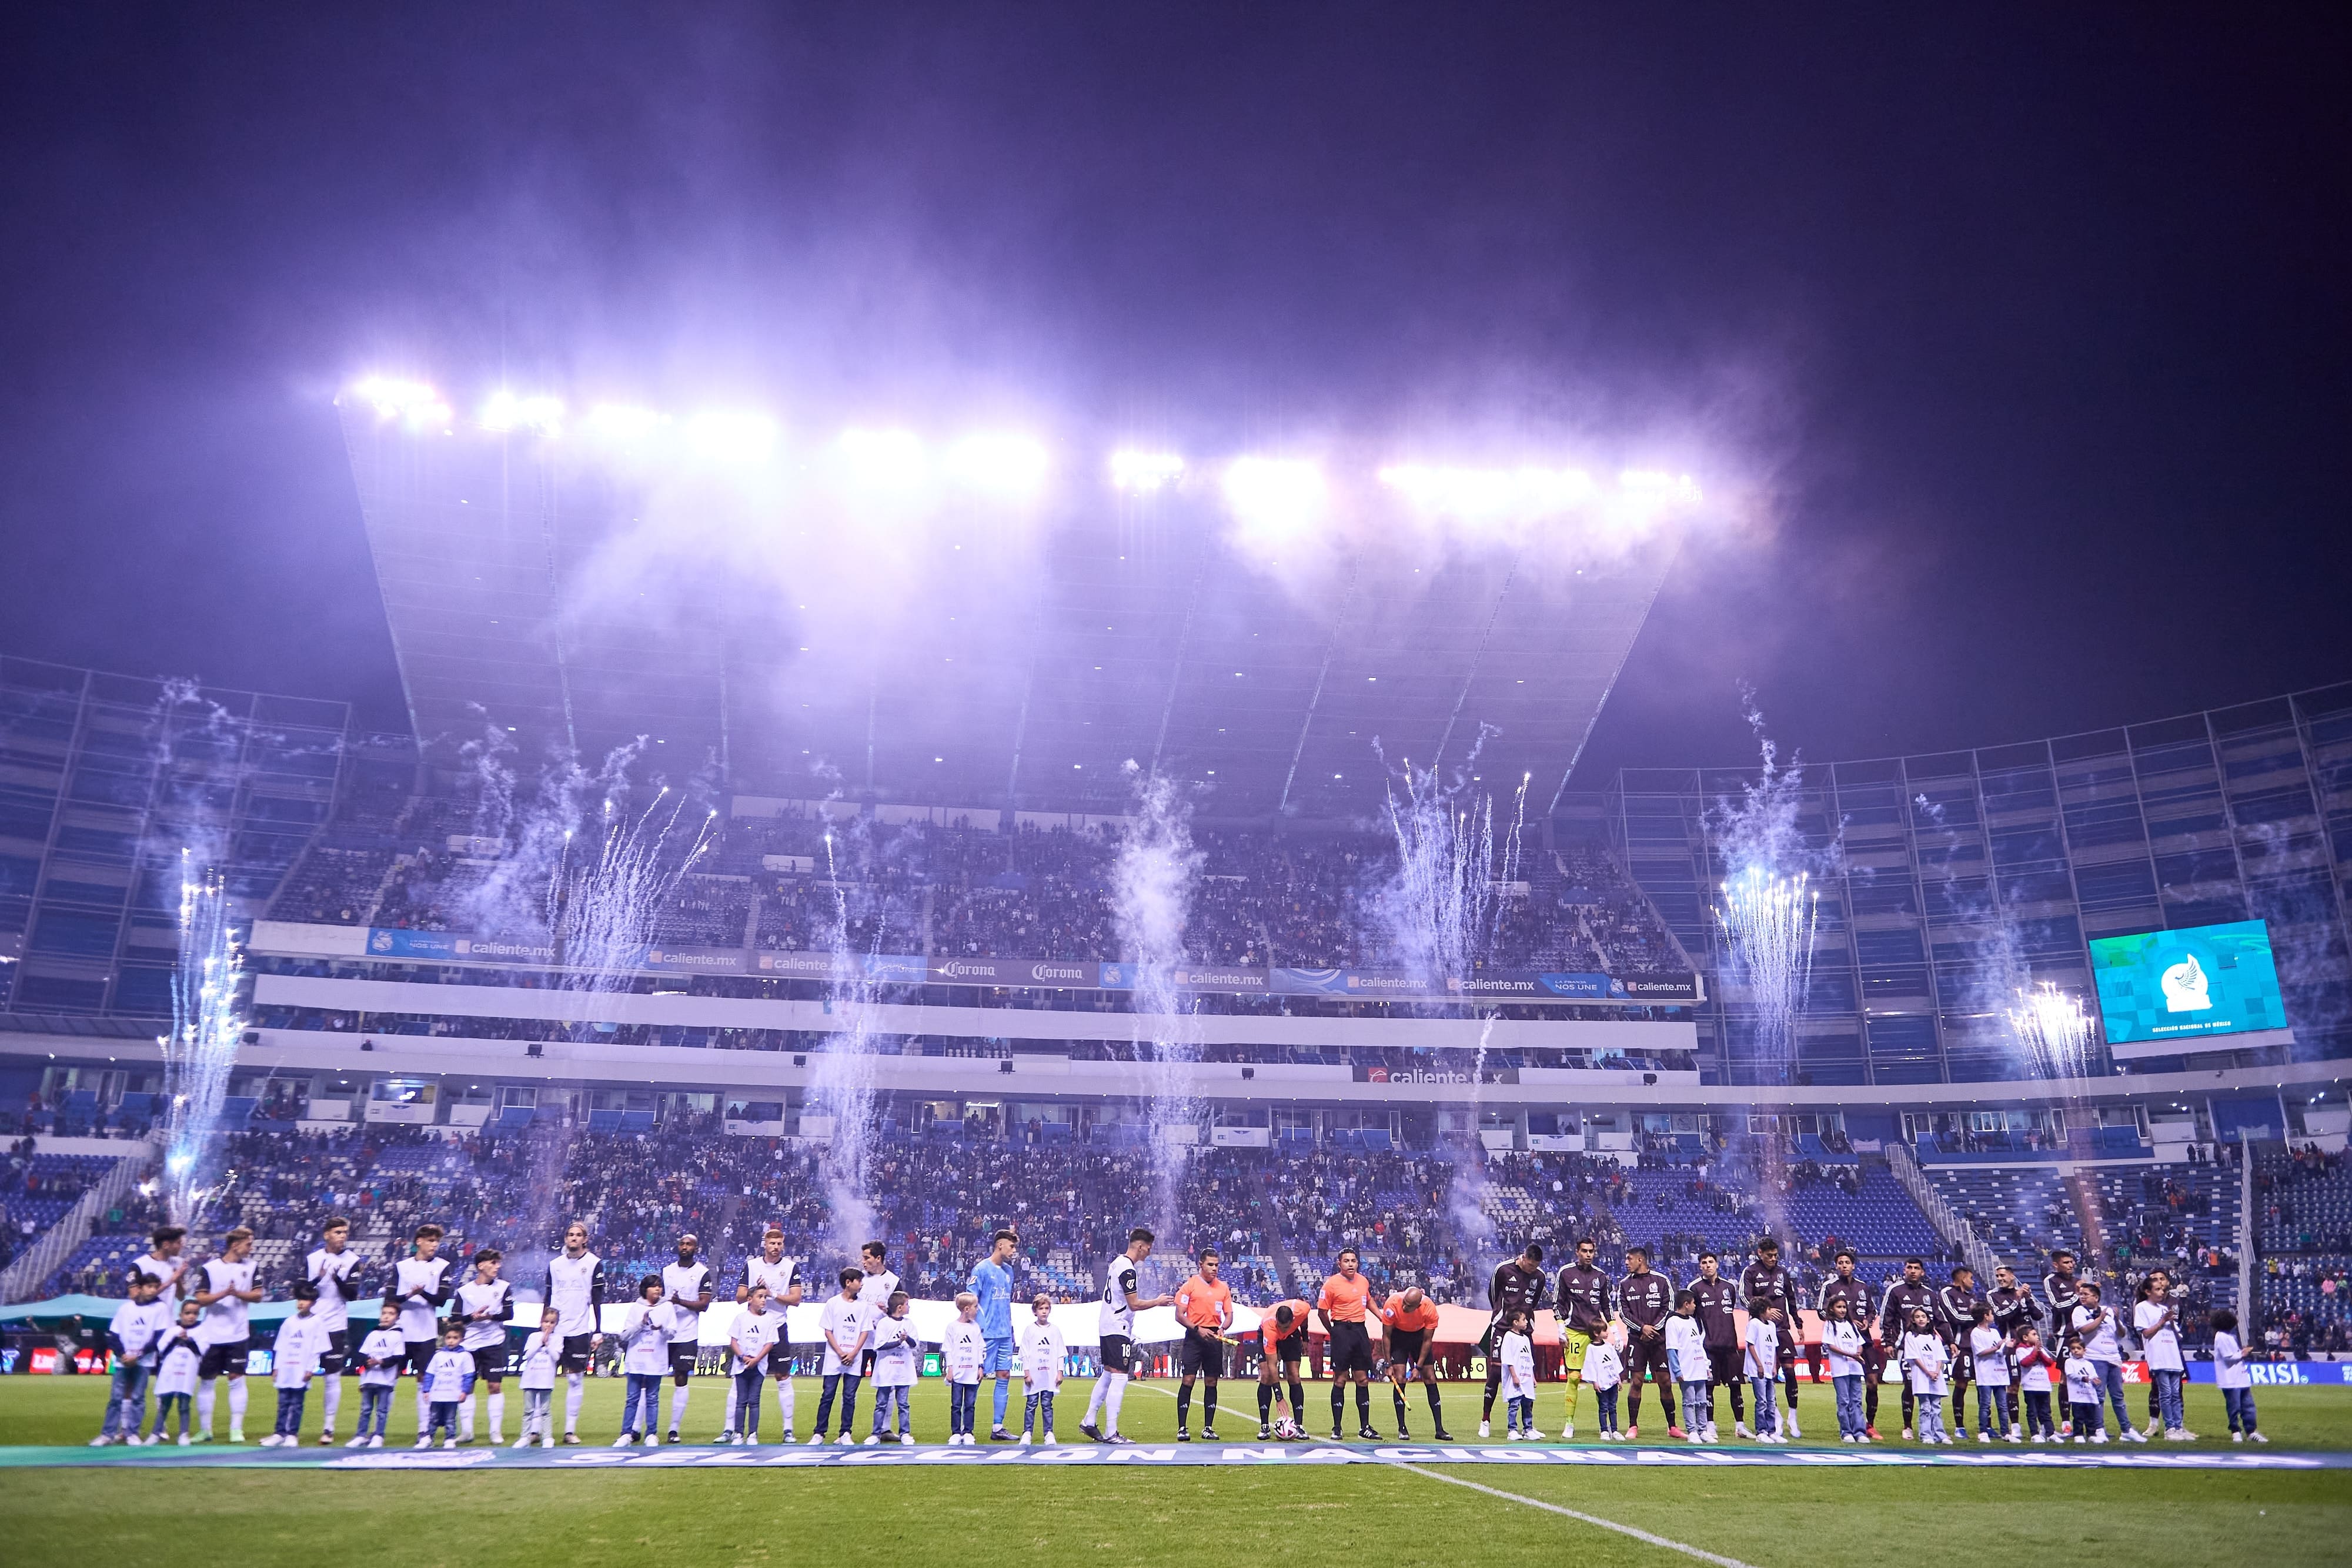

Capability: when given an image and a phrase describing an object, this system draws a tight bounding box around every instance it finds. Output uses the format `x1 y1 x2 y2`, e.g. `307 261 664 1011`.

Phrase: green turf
4 1376 2346 1567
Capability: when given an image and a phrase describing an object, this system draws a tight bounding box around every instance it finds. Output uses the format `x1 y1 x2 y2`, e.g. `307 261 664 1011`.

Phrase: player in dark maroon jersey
1615 1247 1683 1440
1685 1252 1747 1435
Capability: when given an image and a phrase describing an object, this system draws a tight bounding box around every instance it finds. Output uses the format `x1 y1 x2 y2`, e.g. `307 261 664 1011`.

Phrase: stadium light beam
350 375 452 430
686 410 780 462
583 402 667 443
1376 463 1594 517
838 427 926 488
480 390 566 436
1108 447 1185 493
1222 456 1325 536
947 432 1050 497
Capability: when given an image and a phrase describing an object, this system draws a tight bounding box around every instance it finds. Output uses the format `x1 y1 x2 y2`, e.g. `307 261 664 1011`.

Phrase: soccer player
1876 1256 1938 1439
262 1280 327 1446
1555 1239 1616 1440
1936 1264 1985 1420
2134 1268 2190 1440
1987 1263 2040 1438
660 1232 714 1443
154 1299 203 1445
1173 1247 1235 1440
1690 1252 1746 1435
1317 1246 1381 1440
728 1284 782 1443
738 1227 803 1441
1378 1284 1449 1439
1740 1239 1802 1439
2042 1248 2082 1323
350 1300 404 1448
808 1266 870 1443
1020 1293 1065 1443
944 1292 985 1443
1488 1242 1550 1437
452 1248 516 1443
514 1305 562 1448
1815 1250 1874 1440
391 1222 456 1438
1255 1298 1311 1439
969 1228 1020 1440
191 1225 263 1443
858 1241 900 1383
545 1220 606 1444
419 1323 473 1448
93 1272 169 1446
1081 1228 1169 1444
126 1223 189 1300
2064 1279 2140 1442
303 1216 363 1445
1616 1246 1681 1440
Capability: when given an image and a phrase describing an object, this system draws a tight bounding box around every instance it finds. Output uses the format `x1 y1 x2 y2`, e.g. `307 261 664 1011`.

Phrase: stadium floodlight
1108 448 1185 493
1222 456 1325 534
838 427 926 487
687 410 780 462
584 402 666 443
947 433 1050 497
350 376 452 430
479 390 565 436
1377 463 1595 517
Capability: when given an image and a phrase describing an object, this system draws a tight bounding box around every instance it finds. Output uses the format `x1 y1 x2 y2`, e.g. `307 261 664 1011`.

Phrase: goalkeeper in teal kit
970 1229 1020 1442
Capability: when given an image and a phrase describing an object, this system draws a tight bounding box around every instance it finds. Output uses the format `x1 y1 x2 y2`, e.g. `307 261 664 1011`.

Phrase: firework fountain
544 787 719 990
1706 706 1830 1243
808 820 886 1252
1372 747 1527 1261
1113 764 1203 1235
158 852 246 1225
2008 981 2096 1084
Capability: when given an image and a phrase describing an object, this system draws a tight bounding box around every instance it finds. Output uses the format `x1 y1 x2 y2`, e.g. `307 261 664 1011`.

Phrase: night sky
2 5 2346 783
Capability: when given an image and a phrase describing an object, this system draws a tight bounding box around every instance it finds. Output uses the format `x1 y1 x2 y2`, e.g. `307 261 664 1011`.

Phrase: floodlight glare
1377 463 1594 516
948 433 1050 496
687 410 780 462
1222 457 1325 533
352 376 452 429
584 403 666 442
838 427 925 486
1108 448 1185 493
1616 469 1704 504
480 389 565 435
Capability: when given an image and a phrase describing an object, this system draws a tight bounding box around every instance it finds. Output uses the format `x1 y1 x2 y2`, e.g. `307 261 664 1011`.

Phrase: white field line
1388 1461 1763 1568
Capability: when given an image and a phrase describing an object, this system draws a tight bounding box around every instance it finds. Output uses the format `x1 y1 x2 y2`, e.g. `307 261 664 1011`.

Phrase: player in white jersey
191 1226 262 1442
391 1223 456 1436
1080 1228 1170 1444
733 1228 803 1441
126 1224 189 1300
303 1216 363 1444
857 1242 900 1376
660 1232 716 1443
454 1248 516 1442
545 1221 606 1443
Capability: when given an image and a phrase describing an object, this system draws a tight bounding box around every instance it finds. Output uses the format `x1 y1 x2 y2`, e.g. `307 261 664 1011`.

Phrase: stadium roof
339 406 1685 819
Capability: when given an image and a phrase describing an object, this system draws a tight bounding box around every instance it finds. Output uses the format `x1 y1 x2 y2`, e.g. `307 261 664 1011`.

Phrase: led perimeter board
2090 918 2287 1049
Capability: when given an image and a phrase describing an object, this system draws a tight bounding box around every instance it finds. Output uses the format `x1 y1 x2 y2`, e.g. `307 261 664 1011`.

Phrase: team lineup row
74 1217 2268 1452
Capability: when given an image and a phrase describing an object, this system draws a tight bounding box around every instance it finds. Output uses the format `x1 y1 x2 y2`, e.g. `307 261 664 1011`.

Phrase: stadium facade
2 651 2344 1154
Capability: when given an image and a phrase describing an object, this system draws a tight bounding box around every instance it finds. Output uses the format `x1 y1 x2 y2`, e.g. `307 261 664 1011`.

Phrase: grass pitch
2 1374 2346 1567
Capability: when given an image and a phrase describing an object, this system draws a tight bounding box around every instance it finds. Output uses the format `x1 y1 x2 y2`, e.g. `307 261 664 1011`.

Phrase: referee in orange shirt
1378 1285 1451 1440
1255 1298 1312 1437
1317 1248 1381 1440
1172 1248 1235 1440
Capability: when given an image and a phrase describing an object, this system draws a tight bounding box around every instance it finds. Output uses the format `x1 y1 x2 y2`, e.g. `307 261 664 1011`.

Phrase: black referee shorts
1327 1320 1375 1376
1179 1330 1225 1378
